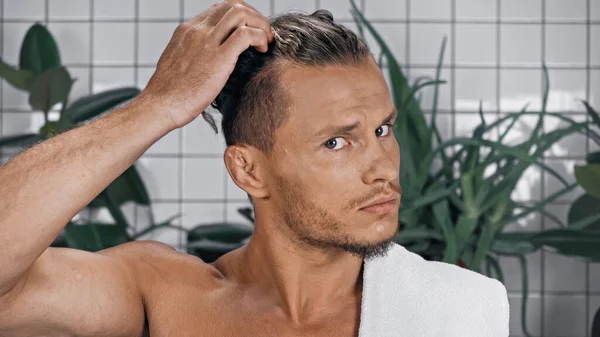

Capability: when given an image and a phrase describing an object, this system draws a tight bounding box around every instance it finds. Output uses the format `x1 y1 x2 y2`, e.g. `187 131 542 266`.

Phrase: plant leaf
485 254 504 283
186 240 244 263
28 66 73 112
531 229 600 261
65 87 141 123
0 133 43 148
568 194 600 231
0 58 35 91
587 151 600 164
187 223 253 243
491 232 540 255
88 165 151 208
396 227 444 244
582 100 600 128
19 23 61 75
63 223 129 252
574 164 600 198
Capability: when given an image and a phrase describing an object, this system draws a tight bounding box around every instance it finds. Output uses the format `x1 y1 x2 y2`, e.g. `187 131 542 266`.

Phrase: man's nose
361 141 399 186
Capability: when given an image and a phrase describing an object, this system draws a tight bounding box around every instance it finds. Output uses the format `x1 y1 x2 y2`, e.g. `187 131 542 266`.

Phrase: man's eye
324 137 348 150
376 124 392 137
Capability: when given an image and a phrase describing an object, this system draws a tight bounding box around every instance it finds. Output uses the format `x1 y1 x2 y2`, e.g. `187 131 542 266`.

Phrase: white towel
359 243 510 337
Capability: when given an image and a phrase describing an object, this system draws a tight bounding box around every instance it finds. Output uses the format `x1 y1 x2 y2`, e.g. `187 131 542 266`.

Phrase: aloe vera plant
349 1 600 335
0 23 181 251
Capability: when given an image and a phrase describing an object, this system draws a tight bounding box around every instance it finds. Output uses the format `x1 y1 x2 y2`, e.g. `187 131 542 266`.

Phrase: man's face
267 59 401 259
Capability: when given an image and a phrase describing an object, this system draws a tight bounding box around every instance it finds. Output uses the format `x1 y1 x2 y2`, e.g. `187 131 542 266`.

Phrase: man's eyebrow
313 108 398 139
313 120 361 138
383 108 398 125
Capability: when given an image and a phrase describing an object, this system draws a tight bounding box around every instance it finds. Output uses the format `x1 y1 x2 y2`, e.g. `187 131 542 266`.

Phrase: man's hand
138 1 274 130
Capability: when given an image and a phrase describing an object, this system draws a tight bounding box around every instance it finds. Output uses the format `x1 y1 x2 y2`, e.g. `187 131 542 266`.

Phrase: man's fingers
220 25 270 57
211 4 273 46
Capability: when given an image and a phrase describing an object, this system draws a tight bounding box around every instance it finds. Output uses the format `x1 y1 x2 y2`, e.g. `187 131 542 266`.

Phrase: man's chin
337 236 396 260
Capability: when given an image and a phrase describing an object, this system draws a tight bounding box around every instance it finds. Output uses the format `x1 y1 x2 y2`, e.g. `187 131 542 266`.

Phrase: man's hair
207 9 372 155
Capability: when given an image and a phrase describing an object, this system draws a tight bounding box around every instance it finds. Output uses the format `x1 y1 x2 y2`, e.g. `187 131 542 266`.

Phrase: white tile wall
2 22 31 65
138 0 180 20
94 0 135 20
68 66 91 99
455 23 496 65
183 0 214 20
47 22 90 64
1 1 598 336
410 0 451 20
137 156 181 201
274 0 316 14
363 0 405 20
546 69 587 113
508 293 543 337
500 69 543 112
226 201 254 223
455 68 497 111
500 24 542 66
409 67 452 110
92 67 135 93
409 23 452 66
137 22 178 65
4 0 45 20
48 0 90 20
501 0 541 21
456 0 496 20
182 158 226 199
544 295 588 336
93 22 135 65
545 0 587 22
545 24 587 67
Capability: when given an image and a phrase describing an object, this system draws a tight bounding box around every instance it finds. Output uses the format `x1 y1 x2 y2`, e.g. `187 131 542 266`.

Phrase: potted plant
0 23 181 251
349 1 600 336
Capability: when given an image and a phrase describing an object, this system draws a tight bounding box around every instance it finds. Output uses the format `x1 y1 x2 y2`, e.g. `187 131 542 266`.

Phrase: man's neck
214 224 364 325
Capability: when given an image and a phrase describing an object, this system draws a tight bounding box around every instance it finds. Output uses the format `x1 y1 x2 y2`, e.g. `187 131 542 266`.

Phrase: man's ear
223 145 269 199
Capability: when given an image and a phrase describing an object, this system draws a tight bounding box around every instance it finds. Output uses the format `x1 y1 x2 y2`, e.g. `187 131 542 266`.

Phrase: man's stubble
272 173 396 260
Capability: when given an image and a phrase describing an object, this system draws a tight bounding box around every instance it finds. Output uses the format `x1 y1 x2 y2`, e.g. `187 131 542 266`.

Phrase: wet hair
205 9 372 155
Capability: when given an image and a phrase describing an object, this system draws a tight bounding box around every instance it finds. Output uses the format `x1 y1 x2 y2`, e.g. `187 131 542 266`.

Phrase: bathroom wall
0 0 598 336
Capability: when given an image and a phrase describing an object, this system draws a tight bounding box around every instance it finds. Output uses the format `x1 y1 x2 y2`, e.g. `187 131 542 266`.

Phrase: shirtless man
0 1 508 336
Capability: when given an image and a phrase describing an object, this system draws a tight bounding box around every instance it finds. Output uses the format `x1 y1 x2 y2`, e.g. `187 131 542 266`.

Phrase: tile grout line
541 0 546 334
133 0 140 235
405 0 410 80
0 0 3 164
495 0 501 140
1 106 591 116
179 0 185 250
88 0 94 223
450 0 456 141
3 17 600 25
46 62 600 70
89 1 94 109
585 0 592 335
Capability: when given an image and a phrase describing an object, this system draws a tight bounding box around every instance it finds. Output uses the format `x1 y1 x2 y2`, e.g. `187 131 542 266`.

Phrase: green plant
350 1 600 336
593 304 600 337
568 102 600 234
0 23 181 251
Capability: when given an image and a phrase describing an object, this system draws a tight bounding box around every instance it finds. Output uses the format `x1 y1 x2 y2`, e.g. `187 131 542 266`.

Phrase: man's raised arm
0 0 273 298
0 99 174 295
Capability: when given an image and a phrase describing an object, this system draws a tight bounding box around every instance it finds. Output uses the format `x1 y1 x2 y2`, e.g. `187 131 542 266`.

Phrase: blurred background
1 0 599 336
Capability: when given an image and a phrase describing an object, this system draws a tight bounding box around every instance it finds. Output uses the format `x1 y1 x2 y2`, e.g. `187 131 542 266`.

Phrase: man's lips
359 195 399 214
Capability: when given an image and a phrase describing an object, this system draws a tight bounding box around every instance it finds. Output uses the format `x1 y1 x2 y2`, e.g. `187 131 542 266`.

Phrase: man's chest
143 288 360 337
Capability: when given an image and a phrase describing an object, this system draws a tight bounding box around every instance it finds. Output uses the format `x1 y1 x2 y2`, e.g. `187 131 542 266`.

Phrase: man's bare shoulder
99 240 224 290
